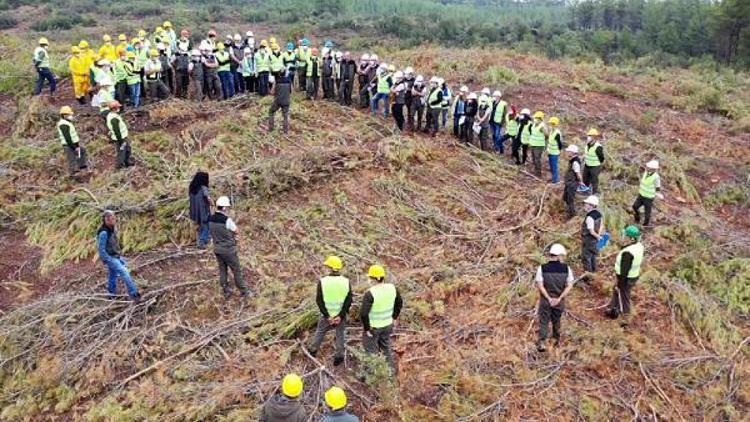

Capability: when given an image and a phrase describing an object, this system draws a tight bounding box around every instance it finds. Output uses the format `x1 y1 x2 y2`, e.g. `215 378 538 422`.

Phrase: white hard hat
520 108 531 115
370 54 378 61
234 34 242 41
584 195 599 207
429 76 438 83
481 87 490 95
335 51 342 58
565 145 579 154
98 59 112 66
361 53 370 60
437 78 445 84
646 160 659 170
492 90 502 97
415 75 424 83
404 66 414 74
216 196 231 207
549 244 567 256
246 31 254 37
379 63 387 69
244 48 252 54
460 85 469 93
394 71 404 79
467 92 477 100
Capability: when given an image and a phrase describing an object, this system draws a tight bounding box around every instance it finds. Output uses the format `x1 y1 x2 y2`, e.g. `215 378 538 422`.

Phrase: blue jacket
97 228 121 262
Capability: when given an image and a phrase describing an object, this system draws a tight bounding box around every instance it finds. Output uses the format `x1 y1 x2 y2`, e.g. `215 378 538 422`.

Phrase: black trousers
257 71 270 96
306 76 319 99
115 81 129 106
608 277 638 316
460 117 474 143
115 138 133 169
392 103 405 131
538 300 563 342
175 70 189 98
521 144 529 164
323 76 335 99
633 195 654 226
583 165 601 194
298 65 307 91
563 182 577 218
244 75 256 93
582 238 598 272
512 136 522 164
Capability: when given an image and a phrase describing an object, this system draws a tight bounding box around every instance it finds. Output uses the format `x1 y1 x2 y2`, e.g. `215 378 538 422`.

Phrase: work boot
333 356 344 366
604 308 618 319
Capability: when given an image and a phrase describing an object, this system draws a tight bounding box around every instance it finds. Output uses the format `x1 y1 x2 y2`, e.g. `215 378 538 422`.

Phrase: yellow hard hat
216 43 225 51
324 255 343 270
138 29 147 38
59 106 74 115
149 48 159 57
548 117 560 126
269 37 277 44
260 39 268 47
102 34 111 42
38 37 49 45
70 46 80 54
92 54 101 61
325 386 347 411
587 128 600 136
78 40 89 49
126 51 136 59
163 21 172 28
533 111 545 119
118 34 127 42
368 265 386 279
281 373 303 398
388 64 396 72
131 38 141 45
155 26 164 33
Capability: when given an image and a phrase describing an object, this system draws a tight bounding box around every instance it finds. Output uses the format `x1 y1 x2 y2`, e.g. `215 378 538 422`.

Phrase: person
230 34 245 94
360 264 403 374
409 75 426 131
204 29 217 52
157 44 174 94
390 71 406 131
547 117 563 183
440 80 451 129
516 108 532 165
490 91 507 153
240 48 256 95
163 21 177 52
259 373 306 422
426 77 443 136
338 52 356 106
268 69 291 134
452 86 467 138
269 43 285 90
188 49 205 101
581 195 604 273
98 34 117 62
215 43 234 100
94 76 115 117
475 91 491 149
113 50 129 106
124 51 142 108
605 225 645 325
535 244 574 352
33 37 56 96
308 256 352 367
282 42 297 88
188 171 214 249
501 106 519 156
402 67 414 128
528 111 548 177
97 210 141 303
333 51 343 99
371 63 391 118
357 54 371 109
461 93 477 144
177 29 191 54
208 196 252 300
77 40 96 96
321 387 359 422
306 48 321 100
133 38 149 93
116 34 129 56
583 128 604 194
297 38 311 92
563 145 583 219
632 160 663 227
321 49 336 100
105 101 134 169
173 46 190 98
69 46 89 104
56 106 89 178
255 40 271 96
201 43 222 100
144 49 170 101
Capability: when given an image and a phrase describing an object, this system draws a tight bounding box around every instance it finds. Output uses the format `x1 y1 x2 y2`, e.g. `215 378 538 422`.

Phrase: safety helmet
216 43 225 51
359 53 368 61
311 48 319 56
281 373 303 398
260 39 268 47
646 160 659 170
108 100 122 110
131 38 141 45
286 42 294 51
138 29 147 37
460 85 469 93
429 76 438 84
335 51 343 59
548 116 560 126
102 34 111 42
587 128 600 136
325 386 347 411
367 265 386 279
126 51 136 59
379 63 387 70
59 106 73 115
492 90 502 98
549 244 567 256
404 66 414 75
163 21 172 28
394 71 404 79
246 30 254 37
324 255 343 270
481 87 490 95
467 92 478 100
97 58 111 67
191 49 201 57
324 40 333 48
415 75 424 83
149 49 159 57
388 64 396 72
533 111 545 119
584 195 599 207
520 108 530 116
230 34 240 42
624 225 641 239
216 196 231 207
78 40 89 49
268 36 276 44
208 29 217 37
115 34 125 42
565 144 579 154
157 42 166 51
70 46 80 54
155 26 164 33
301 38 309 47
370 54 378 61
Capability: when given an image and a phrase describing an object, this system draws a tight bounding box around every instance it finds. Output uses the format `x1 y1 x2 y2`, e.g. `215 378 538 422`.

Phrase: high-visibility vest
368 283 397 329
297 47 311 64
106 112 129 141
56 119 79 146
585 142 603 167
125 61 141 85
216 51 231 72
529 122 546 147
306 56 320 77
505 114 519 136
639 171 658 199
33 47 50 68
492 100 507 124
428 87 442 110
282 51 297 69
615 242 644 278
377 74 391 94
547 128 561 155
98 89 114 113
320 275 350 316
113 59 127 82
521 122 531 145
136 48 149 68
270 53 284 72
256 51 270 73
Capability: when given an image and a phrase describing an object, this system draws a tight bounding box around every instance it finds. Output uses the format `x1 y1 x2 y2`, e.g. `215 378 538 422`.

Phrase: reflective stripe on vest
585 142 602 167
639 171 658 199
256 52 270 73
34 47 50 68
113 60 127 82
270 53 285 72
529 122 546 147
492 100 507 124
377 74 391 94
56 119 79 146
306 57 319 77
505 115 519 136
369 283 396 329
428 87 442 109
320 275 350 316
125 61 141 85
615 242 644 278
521 123 531 145
216 51 230 72
547 128 561 155
106 112 128 141
99 90 114 112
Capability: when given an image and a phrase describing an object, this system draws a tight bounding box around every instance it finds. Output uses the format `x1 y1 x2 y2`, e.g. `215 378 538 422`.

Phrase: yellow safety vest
585 142 602 167
505 114 519 136
547 128 561 155
639 171 658 199
56 119 79 146
529 122 546 147
320 275 350 316
615 242 644 278
368 283 397 329
106 111 129 141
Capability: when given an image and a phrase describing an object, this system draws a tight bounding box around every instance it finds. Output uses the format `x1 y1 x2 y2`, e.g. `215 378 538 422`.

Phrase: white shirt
535 265 574 284
225 217 237 232
585 216 595 232
572 160 581 175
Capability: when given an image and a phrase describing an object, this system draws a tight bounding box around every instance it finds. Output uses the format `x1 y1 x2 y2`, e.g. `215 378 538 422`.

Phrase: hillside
1 16 750 422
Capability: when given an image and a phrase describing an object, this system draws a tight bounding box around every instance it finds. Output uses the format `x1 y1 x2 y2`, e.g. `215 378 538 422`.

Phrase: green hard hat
623 225 641 239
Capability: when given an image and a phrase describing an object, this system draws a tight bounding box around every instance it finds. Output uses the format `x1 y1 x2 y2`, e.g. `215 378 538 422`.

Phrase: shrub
484 65 519 86
241 9 269 23
0 12 16 29
30 13 95 31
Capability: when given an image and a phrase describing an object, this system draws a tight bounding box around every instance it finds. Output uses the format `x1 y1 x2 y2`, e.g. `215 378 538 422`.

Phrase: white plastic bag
472 122 482 135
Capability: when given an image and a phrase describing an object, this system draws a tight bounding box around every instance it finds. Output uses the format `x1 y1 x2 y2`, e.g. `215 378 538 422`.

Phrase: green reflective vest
136 47 149 68
282 51 297 69
270 53 284 72
216 51 231 72
585 142 602 167
639 171 658 199
56 119 79 146
492 100 507 124
34 47 50 69
297 47 311 64
521 122 531 145
547 128 561 155
321 275 350 317
98 89 114 113
369 283 397 329
125 61 141 85
256 50 270 73
505 114 519 136
428 87 442 110
377 73 391 94
529 122 546 147
306 56 320 77
615 242 644 278
113 59 127 82
106 111 128 141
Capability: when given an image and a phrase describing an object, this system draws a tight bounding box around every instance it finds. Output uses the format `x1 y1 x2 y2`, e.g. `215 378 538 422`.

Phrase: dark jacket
273 80 292 107
260 394 306 422
340 59 357 81
320 409 359 422
208 212 236 254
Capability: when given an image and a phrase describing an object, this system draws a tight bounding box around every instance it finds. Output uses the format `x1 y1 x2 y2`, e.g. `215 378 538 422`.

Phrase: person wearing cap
527 111 548 177
163 21 177 54
144 49 170 100
461 92 478 144
215 42 235 99
583 128 605 194
95 76 116 117
426 77 444 136
563 144 584 218
177 30 191 54
490 91 508 154
516 108 532 166
157 44 174 94
338 52 357 106
281 42 298 88
124 50 142 108
356 54 372 109
452 86 468 138
306 48 321 100
173 44 191 98
201 43 222 100
99 34 117 62
535 244 575 352
116 34 129 56
409 75 426 131
268 65 292 134
547 116 564 183
56 106 90 178
581 195 604 273
632 160 662 227
255 40 271 96
105 101 134 169
188 49 205 100
321 387 359 422
33 37 56 96
69 46 89 103
371 64 393 118
360 264 403 374
208 196 252 300
605 225 645 324
240 47 256 94
501 105 519 156
308 256 353 367
260 373 307 422
97 210 141 303
296 38 311 92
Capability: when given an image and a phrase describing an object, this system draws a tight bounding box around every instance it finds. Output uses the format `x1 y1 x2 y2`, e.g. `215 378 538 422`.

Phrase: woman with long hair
188 171 214 248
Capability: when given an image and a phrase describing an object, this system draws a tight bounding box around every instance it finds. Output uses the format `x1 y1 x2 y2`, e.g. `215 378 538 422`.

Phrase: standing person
535 244 575 352
632 160 662 227
116 34 129 56
333 51 343 99
409 75 426 131
201 43 222 100
360 265 403 375
269 44 285 90
501 106 519 156
173 46 190 98
144 49 170 101
105 101 134 169
163 21 177 52
33 37 56 96
188 171 214 249
516 108 532 165
547 117 564 183
97 210 141 303
268 69 291 134
188 49 205 101
321 387 359 422
241 48 256 95
581 195 604 274
490 91 508 153
605 225 645 325
371 63 391 118
306 48 321 100
452 86 468 138
215 43 234 100
357 54 371 109
177 29 192 54
282 42 298 88
528 111 548 177
69 46 88 104
562 145 583 219
158 44 174 94
308 256 352 367
98 34 117 62
297 38 311 92
390 71 406 131
77 40 96 97
461 93 478 144
475 92 491 150
255 40 271 96
338 52 356 106
230 34 245 94
56 106 89 178
259 373 307 422
321 50 336 100
426 77 443 136
583 128 604 194
124 51 142 108
440 80 451 129
402 67 415 129
113 50 129 106
208 196 252 300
